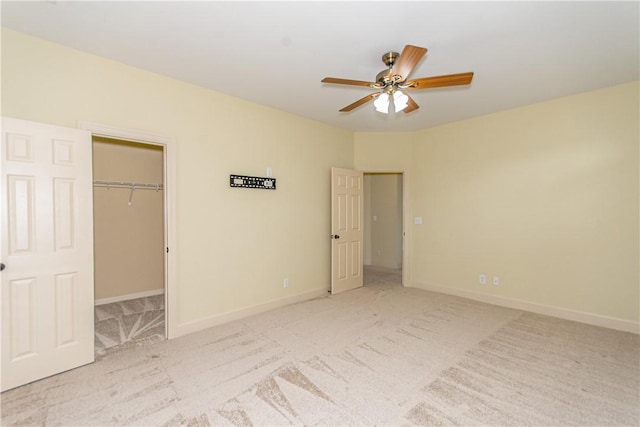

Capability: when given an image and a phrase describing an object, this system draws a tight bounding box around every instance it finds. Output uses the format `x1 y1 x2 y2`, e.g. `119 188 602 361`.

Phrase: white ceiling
2 1 638 132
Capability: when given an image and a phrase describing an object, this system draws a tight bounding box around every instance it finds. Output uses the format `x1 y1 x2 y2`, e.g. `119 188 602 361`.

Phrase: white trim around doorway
360 169 409 287
77 121 178 339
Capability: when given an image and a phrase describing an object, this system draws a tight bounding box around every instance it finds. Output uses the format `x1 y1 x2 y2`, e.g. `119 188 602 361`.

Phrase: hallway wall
364 173 403 269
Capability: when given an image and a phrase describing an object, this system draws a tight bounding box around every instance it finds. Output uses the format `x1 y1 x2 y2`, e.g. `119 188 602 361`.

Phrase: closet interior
92 136 166 356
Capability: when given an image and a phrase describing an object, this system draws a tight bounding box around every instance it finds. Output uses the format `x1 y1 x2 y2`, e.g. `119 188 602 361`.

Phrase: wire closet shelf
93 180 163 205
93 180 163 190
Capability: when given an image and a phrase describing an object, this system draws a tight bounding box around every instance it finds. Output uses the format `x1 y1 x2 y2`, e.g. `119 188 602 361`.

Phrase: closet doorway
92 136 166 356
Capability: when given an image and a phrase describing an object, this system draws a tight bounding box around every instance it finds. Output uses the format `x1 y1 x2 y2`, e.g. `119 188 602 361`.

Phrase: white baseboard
95 289 164 306
172 288 329 338
410 281 639 334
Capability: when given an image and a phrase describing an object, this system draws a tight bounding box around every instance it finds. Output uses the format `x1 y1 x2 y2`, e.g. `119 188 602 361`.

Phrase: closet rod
93 180 163 190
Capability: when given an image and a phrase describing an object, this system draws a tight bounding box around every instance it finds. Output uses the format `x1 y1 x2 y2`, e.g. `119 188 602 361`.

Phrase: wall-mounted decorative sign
230 174 276 190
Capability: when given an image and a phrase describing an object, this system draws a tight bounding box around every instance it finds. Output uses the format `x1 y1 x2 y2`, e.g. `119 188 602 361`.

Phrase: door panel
1 117 94 391
8 175 35 254
54 272 78 347
8 277 37 359
331 167 363 294
53 178 76 250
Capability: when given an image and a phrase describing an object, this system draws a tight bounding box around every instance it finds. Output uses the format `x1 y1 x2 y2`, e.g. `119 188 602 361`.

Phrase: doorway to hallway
363 172 403 285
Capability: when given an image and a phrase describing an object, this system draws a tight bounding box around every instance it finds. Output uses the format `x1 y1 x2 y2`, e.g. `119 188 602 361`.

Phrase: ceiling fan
321 44 474 114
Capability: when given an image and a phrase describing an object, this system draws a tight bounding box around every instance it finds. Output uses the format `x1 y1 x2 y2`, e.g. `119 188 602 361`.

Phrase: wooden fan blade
339 93 378 112
392 45 428 81
403 94 419 114
407 72 474 90
322 77 375 87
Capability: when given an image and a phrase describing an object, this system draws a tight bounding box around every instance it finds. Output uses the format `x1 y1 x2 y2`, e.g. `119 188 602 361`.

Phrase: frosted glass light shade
393 91 409 112
374 93 389 113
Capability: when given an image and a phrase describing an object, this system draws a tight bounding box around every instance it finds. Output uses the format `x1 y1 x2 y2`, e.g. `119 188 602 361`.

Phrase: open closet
92 136 166 356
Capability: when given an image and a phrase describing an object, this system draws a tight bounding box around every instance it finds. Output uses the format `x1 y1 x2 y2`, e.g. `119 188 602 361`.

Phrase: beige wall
93 138 164 300
364 173 403 269
2 29 354 327
356 81 639 323
354 132 414 171
356 133 413 273
3 28 637 330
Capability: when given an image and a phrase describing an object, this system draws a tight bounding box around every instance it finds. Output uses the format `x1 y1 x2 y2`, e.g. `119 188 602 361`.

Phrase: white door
1 117 94 391
330 167 364 294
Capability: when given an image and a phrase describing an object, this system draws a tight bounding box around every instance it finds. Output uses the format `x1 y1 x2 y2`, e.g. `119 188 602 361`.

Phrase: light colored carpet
95 294 165 357
2 266 638 426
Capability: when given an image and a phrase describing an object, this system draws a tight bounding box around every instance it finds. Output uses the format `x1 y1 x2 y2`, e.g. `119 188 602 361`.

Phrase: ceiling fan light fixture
374 93 389 113
393 90 409 112
321 45 474 114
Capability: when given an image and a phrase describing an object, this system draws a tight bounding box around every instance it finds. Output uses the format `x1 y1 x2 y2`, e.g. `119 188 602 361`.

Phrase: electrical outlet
283 278 289 288
479 274 486 285
493 276 500 286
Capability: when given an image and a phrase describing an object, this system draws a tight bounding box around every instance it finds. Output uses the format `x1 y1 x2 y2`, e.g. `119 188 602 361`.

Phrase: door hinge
166 247 169 253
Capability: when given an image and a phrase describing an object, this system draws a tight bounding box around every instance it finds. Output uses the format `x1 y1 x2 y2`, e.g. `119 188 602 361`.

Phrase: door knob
0 263 5 271
331 234 340 239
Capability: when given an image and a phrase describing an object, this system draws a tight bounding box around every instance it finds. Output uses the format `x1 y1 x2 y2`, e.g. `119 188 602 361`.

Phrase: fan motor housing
376 69 391 84
376 51 400 85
